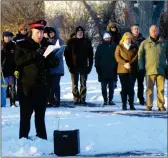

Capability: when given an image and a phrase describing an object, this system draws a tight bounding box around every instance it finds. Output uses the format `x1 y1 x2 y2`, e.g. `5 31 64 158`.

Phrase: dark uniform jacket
95 42 117 82
13 33 28 43
1 41 16 77
115 44 138 74
14 37 58 96
64 37 93 74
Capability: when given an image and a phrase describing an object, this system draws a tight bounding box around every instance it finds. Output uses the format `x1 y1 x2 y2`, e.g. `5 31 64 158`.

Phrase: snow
1 63 168 157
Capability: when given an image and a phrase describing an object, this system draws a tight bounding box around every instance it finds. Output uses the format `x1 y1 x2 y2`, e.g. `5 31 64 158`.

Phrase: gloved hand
14 71 19 79
124 63 130 69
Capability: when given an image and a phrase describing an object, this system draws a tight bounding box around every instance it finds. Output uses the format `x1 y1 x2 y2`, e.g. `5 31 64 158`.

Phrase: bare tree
1 0 45 34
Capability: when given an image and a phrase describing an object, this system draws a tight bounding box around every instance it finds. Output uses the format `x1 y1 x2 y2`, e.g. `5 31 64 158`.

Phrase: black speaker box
53 129 80 156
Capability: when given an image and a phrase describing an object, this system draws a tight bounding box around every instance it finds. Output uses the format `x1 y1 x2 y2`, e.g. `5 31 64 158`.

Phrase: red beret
29 20 47 30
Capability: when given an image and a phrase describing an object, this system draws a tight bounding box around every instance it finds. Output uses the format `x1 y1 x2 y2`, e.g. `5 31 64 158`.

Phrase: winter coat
115 44 138 74
132 33 145 48
1 41 16 77
64 37 93 75
138 37 168 76
95 42 117 82
49 27 65 76
14 37 59 96
13 32 28 43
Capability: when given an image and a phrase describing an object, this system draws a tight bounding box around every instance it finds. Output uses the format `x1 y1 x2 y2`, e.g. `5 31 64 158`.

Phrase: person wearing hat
130 24 146 105
14 20 59 140
95 32 117 106
64 26 93 105
46 26 66 107
107 23 122 89
1 31 16 108
107 23 121 45
13 23 28 43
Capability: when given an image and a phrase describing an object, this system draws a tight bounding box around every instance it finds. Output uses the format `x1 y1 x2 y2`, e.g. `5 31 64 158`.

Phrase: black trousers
136 72 145 102
18 85 48 140
71 73 87 103
101 79 115 102
48 75 61 106
119 73 136 106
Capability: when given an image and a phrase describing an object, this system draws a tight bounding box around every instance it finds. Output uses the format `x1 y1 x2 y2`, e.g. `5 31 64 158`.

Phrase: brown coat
115 44 138 74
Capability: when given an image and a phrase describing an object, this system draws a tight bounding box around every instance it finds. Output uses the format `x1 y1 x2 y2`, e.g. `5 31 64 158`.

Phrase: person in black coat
14 20 59 140
1 31 16 107
13 23 28 43
95 32 117 106
131 24 146 105
64 26 93 105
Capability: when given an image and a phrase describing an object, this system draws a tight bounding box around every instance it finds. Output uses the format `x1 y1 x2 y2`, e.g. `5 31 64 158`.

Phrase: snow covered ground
1 63 168 157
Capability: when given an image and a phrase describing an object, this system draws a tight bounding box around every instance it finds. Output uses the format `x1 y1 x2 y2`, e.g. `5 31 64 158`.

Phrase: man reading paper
14 20 58 140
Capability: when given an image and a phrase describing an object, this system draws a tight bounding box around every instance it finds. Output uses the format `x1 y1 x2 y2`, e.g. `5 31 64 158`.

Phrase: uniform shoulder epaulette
16 39 25 43
12 40 16 44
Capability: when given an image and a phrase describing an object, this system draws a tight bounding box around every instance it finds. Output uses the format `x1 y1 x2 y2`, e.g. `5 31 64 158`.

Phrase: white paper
43 39 66 58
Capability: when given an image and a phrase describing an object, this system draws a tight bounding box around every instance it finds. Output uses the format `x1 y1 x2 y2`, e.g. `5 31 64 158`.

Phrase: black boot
120 91 127 110
128 93 136 110
122 104 127 110
130 105 136 110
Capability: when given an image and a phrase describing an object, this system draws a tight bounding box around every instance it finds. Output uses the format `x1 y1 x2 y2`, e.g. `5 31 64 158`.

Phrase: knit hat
103 32 111 39
3 31 14 37
75 26 85 33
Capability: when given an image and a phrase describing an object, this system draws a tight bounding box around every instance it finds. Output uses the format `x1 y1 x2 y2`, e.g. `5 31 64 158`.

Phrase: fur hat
107 23 118 32
19 24 27 31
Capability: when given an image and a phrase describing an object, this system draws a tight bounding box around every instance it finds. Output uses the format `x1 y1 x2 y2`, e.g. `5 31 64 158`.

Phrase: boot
120 91 127 110
130 105 136 110
122 104 127 110
128 93 136 110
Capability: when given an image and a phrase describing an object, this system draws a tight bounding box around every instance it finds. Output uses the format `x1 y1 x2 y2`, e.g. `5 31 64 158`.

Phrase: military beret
29 20 47 30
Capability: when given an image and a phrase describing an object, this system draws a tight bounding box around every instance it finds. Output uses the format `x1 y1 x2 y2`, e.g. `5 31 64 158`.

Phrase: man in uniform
15 20 58 139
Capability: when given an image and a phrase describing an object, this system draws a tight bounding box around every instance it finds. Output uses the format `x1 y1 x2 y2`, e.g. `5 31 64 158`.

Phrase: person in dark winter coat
14 20 59 140
95 32 117 106
131 24 146 105
107 23 122 88
107 23 121 45
13 24 28 43
64 26 94 105
1 31 16 107
47 26 66 107
115 32 138 110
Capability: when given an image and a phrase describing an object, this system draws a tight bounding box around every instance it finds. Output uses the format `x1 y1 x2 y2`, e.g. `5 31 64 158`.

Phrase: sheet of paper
43 39 66 58
43 45 56 58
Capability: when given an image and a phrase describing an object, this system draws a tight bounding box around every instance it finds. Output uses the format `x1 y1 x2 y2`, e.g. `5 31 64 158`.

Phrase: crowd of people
1 19 168 139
